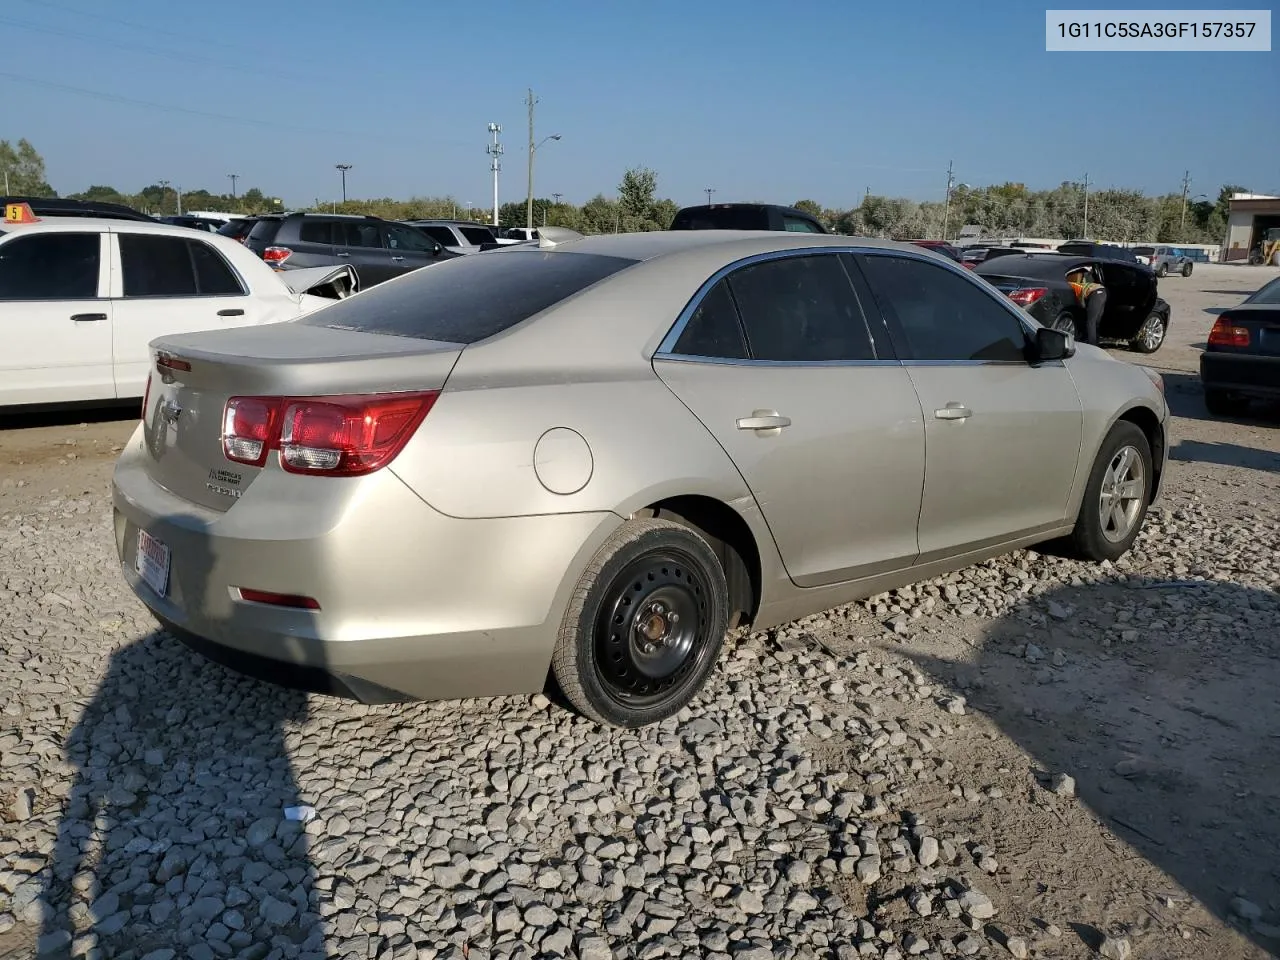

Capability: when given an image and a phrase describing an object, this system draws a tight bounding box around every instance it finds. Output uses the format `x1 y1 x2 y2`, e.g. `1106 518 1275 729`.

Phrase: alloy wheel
1098 445 1146 543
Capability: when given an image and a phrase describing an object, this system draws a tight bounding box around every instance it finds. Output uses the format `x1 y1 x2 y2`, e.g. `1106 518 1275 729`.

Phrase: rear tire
1156 263 1168 277
1204 388 1248 417
1129 313 1167 354
551 518 730 728
1067 422 1152 563
1051 312 1080 338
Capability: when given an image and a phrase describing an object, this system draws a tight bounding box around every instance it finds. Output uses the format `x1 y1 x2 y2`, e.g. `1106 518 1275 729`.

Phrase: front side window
858 253 1028 363
671 279 748 359
461 226 497 245
386 225 436 253
418 225 456 246
0 233 100 300
726 254 875 362
783 216 823 233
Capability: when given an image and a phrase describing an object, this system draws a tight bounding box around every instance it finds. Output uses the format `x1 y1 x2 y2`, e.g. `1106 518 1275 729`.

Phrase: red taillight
1008 287 1048 307
262 246 292 265
1208 317 1250 347
156 353 191 373
236 587 320 610
222 396 280 466
221 392 438 477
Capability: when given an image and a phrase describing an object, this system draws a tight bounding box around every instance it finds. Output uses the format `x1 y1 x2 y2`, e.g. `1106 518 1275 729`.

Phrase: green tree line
6 138 1240 244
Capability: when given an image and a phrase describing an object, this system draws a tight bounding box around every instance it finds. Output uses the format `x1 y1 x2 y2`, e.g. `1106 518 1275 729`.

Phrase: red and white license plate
135 529 171 597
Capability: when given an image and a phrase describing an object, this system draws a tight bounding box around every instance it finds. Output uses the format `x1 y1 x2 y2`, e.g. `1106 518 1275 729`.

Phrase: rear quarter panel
388 254 764 522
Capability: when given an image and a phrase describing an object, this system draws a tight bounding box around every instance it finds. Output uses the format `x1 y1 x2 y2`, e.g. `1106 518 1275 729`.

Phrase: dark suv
669 203 828 233
242 212 457 287
1055 240 1144 265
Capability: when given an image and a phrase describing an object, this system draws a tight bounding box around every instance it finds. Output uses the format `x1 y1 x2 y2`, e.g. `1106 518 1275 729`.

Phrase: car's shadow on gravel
33 510 324 957
904 576 1280 956
1158 371 1280 430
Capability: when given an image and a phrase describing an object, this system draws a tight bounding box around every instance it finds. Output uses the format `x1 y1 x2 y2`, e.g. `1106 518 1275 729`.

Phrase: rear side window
727 254 875 362
299 221 335 244
671 207 766 230
119 234 246 297
783 216 823 233
0 233 100 300
339 223 384 248
298 250 637 344
672 280 749 359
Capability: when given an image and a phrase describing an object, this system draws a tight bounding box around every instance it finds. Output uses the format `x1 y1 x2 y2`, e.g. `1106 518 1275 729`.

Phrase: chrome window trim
654 243 1047 367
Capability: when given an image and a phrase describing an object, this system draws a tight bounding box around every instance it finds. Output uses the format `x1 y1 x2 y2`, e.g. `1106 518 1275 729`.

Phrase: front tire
552 518 730 727
1067 422 1153 563
1129 313 1167 353
1181 261 1193 277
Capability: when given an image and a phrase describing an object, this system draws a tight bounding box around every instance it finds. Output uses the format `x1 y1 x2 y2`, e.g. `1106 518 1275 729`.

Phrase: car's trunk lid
141 322 463 512
1218 305 1280 357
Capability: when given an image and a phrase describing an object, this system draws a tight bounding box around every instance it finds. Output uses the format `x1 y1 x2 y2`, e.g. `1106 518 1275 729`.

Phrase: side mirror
432 243 442 257
1033 326 1075 362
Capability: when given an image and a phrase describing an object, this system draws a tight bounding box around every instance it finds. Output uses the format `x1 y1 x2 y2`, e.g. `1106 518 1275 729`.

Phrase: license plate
135 529 171 597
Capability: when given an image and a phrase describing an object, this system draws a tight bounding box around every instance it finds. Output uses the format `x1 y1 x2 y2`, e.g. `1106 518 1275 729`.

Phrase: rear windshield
297 249 638 344
246 219 282 241
671 207 767 230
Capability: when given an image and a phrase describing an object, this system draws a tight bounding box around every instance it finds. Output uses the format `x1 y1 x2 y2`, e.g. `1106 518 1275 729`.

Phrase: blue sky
3 0 1276 209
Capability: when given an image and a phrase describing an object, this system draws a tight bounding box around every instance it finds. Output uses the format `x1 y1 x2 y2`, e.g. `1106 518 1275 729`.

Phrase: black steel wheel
552 518 730 727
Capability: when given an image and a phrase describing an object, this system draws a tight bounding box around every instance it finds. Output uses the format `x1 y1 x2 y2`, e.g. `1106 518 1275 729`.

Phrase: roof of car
974 252 1101 277
0 215 258 236
500 229 914 263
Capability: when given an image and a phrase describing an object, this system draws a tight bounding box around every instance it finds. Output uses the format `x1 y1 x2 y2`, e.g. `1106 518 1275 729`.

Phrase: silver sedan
112 230 1170 727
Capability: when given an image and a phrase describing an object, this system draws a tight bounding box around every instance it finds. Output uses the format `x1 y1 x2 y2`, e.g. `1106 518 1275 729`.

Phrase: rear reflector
236 587 320 610
222 392 438 476
1208 317 1250 347
262 246 292 265
156 353 191 373
1008 286 1048 307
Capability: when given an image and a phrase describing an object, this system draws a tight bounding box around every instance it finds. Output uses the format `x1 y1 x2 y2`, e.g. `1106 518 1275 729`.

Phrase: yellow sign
3 202 40 224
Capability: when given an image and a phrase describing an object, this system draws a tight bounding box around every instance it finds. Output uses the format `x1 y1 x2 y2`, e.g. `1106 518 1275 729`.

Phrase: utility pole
552 192 562 206
335 163 352 204
157 179 170 216
941 161 955 241
227 173 239 202
704 187 715 206
525 88 538 231
864 186 870 205
176 186 183 216
1180 169 1191 234
1081 171 1090 238
487 123 503 227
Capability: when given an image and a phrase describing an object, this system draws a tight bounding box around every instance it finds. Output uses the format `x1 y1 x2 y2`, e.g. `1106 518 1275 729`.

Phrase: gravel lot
1 265 1278 960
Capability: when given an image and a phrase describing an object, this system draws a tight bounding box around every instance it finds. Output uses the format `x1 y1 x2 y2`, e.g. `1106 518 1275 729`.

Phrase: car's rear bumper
111 437 620 704
1200 352 1280 398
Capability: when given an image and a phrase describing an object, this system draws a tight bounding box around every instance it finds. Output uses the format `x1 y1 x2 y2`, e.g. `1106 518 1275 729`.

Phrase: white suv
405 220 501 255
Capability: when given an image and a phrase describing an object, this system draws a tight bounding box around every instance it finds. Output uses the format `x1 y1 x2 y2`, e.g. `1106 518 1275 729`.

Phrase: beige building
1223 193 1280 262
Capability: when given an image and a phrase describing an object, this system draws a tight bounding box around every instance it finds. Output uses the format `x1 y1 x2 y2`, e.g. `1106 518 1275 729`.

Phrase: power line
0 70 474 148
18 0 196 44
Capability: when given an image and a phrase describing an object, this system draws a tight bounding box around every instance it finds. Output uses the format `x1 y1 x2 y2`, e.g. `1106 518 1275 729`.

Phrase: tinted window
218 219 255 240
726 254 875 362
461 226 496 245
338 223 384 248
190 241 245 295
386 224 436 253
672 280 748 359
120 234 198 297
246 219 282 242
298 250 637 344
859 254 1028 362
0 233 100 300
1245 277 1280 304
671 207 766 230
783 216 822 233
418 226 456 245
299 221 334 244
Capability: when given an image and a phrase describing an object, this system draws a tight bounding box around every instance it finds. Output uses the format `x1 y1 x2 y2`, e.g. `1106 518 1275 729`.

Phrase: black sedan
1200 276 1280 415
975 253 1171 354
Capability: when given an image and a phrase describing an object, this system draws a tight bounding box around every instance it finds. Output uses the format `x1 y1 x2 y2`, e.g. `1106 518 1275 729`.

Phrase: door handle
934 403 972 420
736 411 791 431
217 308 245 317
71 313 107 323
336 252 351 258
391 255 405 261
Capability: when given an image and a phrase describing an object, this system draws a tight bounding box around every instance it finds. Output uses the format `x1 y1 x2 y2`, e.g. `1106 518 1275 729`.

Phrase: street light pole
487 123 503 227
524 89 562 231
157 179 170 216
227 173 239 202
335 164 352 204
705 187 715 206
